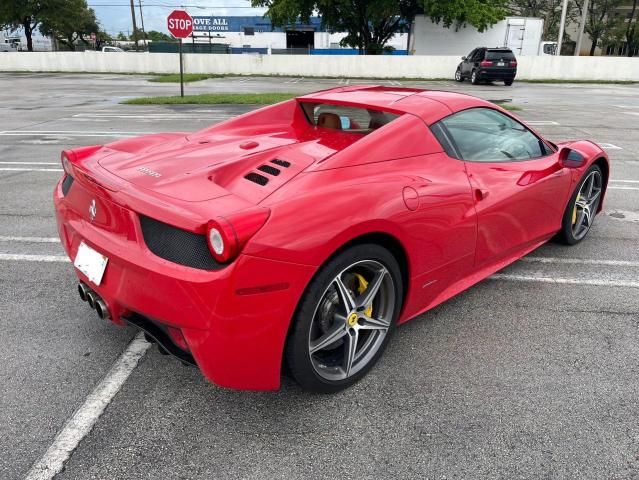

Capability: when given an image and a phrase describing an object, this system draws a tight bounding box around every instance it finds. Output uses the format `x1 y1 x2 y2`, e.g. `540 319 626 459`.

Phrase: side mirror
559 147 586 168
461 56 467 61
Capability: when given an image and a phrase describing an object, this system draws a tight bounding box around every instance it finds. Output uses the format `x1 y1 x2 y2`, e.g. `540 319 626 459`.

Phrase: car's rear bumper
478 68 516 80
54 178 316 390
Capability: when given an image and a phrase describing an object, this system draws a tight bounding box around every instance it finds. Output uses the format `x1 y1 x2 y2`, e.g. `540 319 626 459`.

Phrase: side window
472 49 484 61
466 49 476 60
434 108 551 162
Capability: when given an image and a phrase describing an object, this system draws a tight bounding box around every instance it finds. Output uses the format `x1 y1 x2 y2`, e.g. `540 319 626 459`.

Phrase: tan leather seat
317 112 342 130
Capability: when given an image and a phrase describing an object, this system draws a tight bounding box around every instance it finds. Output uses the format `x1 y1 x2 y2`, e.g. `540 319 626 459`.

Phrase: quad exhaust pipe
78 283 111 320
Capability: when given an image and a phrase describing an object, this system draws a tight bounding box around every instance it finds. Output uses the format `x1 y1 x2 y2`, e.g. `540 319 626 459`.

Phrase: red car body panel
53 86 609 390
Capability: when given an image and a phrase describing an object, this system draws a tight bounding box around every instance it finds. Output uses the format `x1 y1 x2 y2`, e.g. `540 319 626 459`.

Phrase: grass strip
148 73 227 83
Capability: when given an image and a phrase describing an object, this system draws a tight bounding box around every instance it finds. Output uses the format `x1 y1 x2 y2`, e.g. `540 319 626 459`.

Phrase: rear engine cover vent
244 172 269 186
271 159 291 168
61 175 74 196
139 215 222 270
257 164 280 176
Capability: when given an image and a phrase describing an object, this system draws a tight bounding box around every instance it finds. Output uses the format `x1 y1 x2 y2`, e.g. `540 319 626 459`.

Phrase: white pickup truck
101 46 124 52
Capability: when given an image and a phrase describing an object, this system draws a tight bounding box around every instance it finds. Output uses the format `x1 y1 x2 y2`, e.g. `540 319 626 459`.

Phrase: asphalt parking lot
1 72 639 479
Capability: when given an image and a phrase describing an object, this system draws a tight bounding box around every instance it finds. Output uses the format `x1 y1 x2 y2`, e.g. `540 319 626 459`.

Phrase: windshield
486 50 515 60
300 102 400 134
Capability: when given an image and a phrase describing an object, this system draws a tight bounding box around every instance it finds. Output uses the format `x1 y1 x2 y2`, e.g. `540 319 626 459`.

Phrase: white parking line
0 130 149 138
0 168 63 172
0 254 68 262
0 161 59 165
611 180 639 183
0 236 60 243
609 186 639 191
24 333 151 480
521 257 639 267
72 114 231 120
490 274 639 288
526 121 560 126
598 143 623 150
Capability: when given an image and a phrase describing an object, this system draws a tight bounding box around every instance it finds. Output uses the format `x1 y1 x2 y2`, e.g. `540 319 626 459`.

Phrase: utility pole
138 0 147 49
574 0 590 55
129 0 139 51
556 0 569 55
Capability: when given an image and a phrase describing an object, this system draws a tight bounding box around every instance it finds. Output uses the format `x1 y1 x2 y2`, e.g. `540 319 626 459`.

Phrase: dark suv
455 47 517 86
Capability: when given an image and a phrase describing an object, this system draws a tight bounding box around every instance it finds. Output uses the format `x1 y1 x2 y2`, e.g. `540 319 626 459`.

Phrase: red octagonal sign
167 10 193 39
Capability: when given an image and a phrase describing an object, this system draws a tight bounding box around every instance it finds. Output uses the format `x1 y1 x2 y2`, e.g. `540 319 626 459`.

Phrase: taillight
480 60 493 67
60 145 103 173
61 151 73 175
510 60 518 67
206 207 270 263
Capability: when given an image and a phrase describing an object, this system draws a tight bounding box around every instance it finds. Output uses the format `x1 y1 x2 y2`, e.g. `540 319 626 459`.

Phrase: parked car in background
1 38 19 52
455 47 517 86
101 46 124 52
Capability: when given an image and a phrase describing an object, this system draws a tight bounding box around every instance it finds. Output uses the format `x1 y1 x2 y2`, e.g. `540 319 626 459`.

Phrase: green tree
575 0 623 55
0 0 57 51
145 30 175 42
623 0 638 56
251 0 507 54
507 0 576 40
39 0 99 51
116 31 129 41
603 0 638 56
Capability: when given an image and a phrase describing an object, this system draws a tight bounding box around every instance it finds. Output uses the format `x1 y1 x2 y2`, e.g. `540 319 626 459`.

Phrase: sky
89 0 267 37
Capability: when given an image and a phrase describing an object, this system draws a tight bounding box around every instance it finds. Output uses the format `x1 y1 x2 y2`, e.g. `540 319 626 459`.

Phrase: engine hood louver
271 159 291 168
258 164 281 176
244 172 269 186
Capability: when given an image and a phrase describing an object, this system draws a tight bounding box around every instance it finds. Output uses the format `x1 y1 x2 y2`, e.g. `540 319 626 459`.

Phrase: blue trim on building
310 49 408 55
192 16 324 33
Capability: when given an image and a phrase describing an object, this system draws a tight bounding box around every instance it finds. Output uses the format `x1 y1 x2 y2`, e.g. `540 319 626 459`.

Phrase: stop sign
167 10 193 39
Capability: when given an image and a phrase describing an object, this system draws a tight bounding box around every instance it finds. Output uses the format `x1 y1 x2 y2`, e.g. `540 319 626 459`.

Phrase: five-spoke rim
572 170 602 240
308 260 395 382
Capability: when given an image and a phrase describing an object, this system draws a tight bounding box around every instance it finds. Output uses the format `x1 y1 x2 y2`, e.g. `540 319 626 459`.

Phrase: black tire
504 79 514 86
471 70 480 85
285 244 403 393
557 165 603 245
455 67 464 82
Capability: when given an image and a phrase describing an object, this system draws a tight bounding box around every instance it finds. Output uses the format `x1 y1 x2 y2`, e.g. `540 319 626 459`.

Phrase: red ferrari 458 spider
54 86 609 392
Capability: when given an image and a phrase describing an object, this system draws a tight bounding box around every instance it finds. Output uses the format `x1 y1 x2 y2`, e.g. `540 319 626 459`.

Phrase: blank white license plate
74 242 108 286
497 62 505 66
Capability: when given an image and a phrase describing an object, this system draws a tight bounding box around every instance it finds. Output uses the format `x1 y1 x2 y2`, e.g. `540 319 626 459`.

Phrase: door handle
474 188 489 201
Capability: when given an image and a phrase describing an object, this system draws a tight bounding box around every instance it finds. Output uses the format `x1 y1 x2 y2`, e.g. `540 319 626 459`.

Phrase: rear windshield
486 50 515 60
300 102 400 134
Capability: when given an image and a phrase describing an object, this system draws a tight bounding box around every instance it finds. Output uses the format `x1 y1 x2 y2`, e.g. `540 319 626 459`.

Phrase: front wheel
455 67 464 82
285 244 403 393
558 165 603 245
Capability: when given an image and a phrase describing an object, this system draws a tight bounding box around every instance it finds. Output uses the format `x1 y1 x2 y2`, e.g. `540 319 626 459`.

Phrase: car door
467 48 483 75
431 107 574 267
461 49 476 76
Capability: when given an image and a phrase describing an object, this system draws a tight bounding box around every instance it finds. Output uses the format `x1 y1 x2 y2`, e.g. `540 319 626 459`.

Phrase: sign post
167 10 193 97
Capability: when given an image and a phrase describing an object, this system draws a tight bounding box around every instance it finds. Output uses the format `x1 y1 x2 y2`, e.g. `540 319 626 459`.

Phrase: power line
89 3 259 7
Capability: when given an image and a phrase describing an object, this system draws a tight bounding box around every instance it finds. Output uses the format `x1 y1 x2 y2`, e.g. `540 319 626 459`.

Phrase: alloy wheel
572 170 602 240
307 260 395 382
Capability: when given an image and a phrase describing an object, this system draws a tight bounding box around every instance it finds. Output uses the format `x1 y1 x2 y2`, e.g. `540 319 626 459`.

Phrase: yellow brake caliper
573 195 580 225
354 273 374 317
